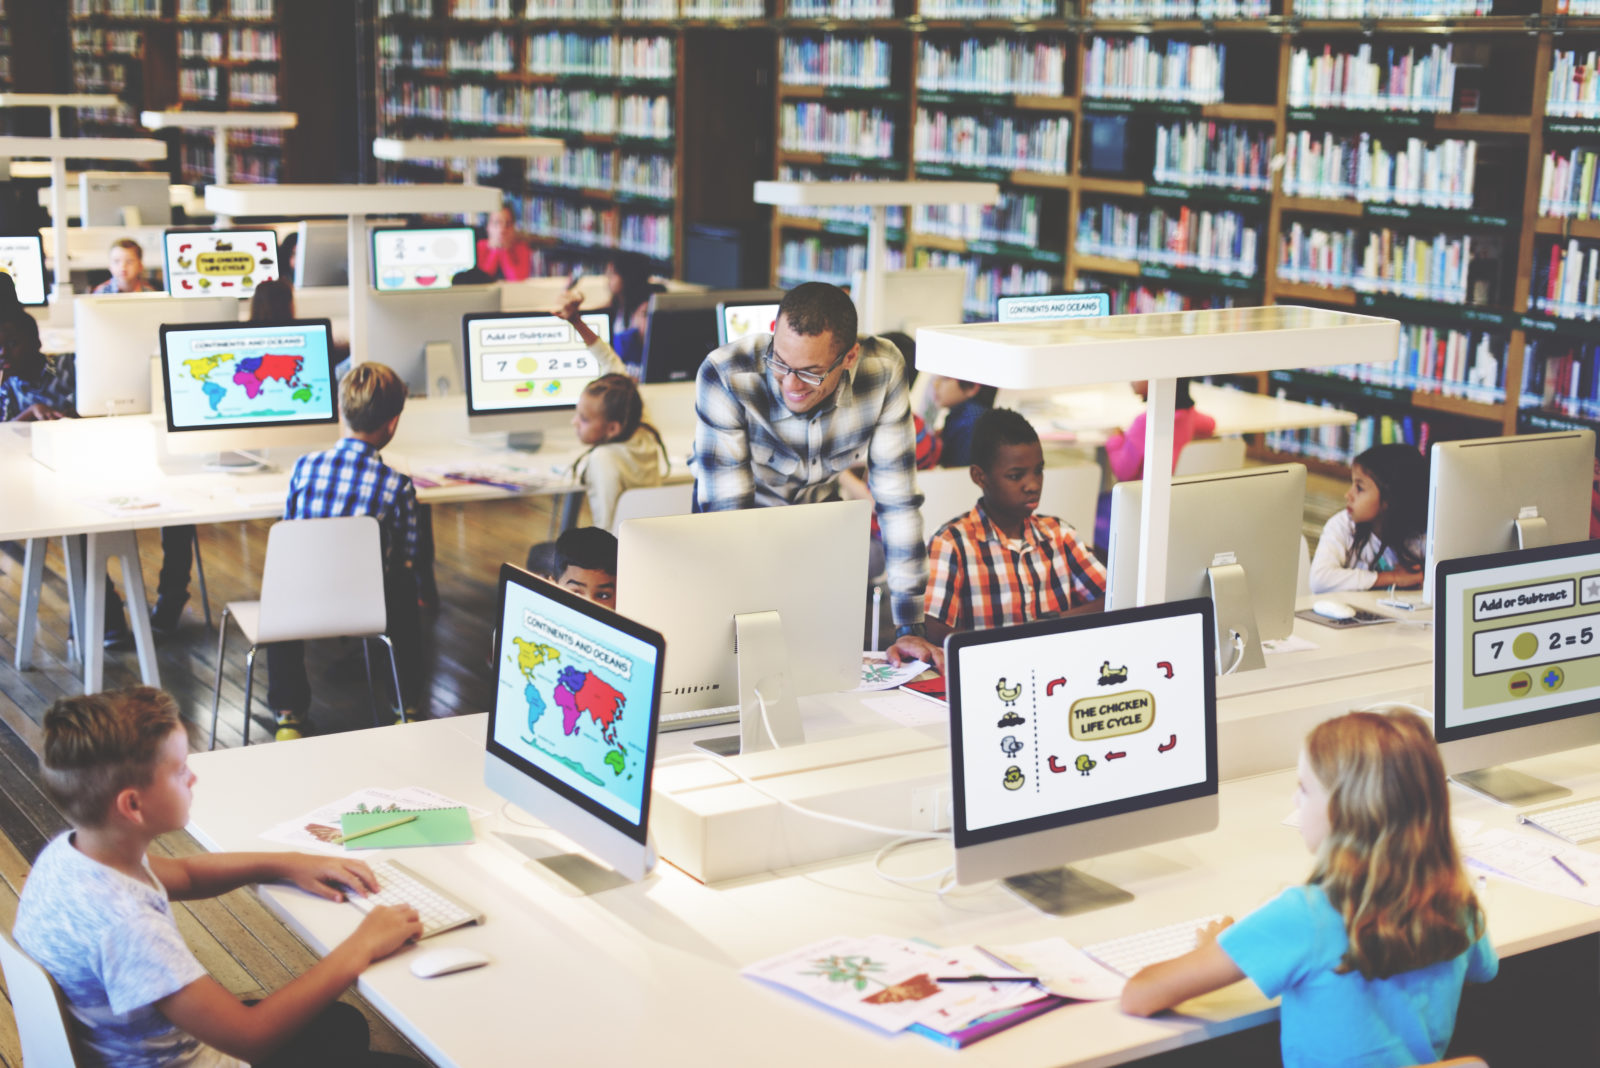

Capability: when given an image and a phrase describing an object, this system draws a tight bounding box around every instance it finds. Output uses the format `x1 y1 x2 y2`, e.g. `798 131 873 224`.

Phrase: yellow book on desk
338 808 474 849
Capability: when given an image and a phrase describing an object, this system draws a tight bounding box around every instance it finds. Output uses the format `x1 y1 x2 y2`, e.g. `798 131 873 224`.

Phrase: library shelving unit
371 0 771 280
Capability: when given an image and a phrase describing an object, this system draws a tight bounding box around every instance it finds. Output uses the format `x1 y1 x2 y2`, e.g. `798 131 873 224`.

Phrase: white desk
141 111 298 190
1005 382 1358 447
372 137 562 189
184 709 1600 1068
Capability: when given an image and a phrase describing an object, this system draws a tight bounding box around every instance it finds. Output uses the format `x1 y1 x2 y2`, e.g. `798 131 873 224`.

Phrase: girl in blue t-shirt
1121 708 1497 1068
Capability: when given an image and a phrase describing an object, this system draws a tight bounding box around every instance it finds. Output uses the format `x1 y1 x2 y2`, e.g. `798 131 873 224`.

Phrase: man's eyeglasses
764 341 848 388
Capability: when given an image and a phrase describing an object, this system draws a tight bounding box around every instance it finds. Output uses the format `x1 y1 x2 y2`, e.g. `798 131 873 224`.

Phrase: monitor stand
202 450 270 473
493 831 654 896
506 429 545 451
1452 767 1571 808
1207 562 1264 674
695 610 805 758
1003 867 1135 917
1515 513 1550 550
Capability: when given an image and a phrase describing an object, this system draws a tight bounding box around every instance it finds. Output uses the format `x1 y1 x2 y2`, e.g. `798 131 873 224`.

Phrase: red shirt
476 238 532 282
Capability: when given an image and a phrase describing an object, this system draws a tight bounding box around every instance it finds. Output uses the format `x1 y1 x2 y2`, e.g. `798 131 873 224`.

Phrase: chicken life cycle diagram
957 611 1211 834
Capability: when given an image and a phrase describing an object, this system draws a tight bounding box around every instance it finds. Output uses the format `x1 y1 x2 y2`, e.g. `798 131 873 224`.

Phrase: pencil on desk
339 813 418 844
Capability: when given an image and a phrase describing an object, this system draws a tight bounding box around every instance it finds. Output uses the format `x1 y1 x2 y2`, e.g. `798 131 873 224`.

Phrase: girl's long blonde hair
1306 708 1482 980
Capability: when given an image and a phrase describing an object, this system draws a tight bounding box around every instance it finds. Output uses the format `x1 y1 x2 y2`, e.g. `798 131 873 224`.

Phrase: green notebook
338 807 474 849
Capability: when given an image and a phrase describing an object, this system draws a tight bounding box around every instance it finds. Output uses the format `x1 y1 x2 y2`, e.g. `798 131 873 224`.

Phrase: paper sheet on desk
81 493 198 519
260 786 488 855
1464 827 1600 907
984 938 1126 1001
853 653 930 692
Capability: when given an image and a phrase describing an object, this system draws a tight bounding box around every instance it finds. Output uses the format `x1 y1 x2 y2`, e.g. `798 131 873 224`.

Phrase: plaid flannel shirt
925 502 1106 632
284 437 419 569
694 333 927 625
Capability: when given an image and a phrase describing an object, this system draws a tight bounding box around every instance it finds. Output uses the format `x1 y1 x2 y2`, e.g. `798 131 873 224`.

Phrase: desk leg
14 538 45 670
83 534 107 693
114 531 160 687
63 535 83 668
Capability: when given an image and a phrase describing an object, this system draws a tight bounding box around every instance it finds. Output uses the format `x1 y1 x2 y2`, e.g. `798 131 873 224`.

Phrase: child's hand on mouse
351 905 424 963
275 854 379 901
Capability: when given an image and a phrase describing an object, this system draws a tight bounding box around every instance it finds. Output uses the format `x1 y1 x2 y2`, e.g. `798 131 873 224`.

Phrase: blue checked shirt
284 437 419 569
694 333 927 625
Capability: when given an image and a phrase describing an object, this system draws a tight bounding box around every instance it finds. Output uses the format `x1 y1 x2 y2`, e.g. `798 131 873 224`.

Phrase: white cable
1221 631 1247 676
872 835 954 885
754 686 780 750
499 800 546 828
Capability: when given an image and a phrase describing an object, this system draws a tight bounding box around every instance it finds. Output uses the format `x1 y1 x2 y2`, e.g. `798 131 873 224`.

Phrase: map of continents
184 351 312 413
511 638 629 783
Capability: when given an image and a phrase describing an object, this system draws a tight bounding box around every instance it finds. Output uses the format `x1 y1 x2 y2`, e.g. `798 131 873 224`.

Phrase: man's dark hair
970 408 1039 471
777 282 857 356
554 526 617 576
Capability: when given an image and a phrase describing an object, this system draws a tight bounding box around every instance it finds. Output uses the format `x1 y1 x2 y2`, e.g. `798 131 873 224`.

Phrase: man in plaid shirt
694 282 942 669
268 362 422 740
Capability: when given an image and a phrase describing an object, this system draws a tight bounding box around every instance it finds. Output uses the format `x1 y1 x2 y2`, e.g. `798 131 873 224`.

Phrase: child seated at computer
91 238 156 295
1310 443 1429 594
0 274 68 421
1094 377 1217 547
924 408 1106 642
270 362 424 741
526 526 618 607
14 686 423 1067
1121 707 1496 1068
930 376 996 468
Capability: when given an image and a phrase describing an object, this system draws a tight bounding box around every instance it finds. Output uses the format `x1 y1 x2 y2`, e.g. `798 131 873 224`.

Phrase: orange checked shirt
925 502 1106 632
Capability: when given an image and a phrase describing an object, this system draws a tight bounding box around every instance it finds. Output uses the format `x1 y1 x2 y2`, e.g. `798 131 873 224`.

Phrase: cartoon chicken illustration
995 677 1022 707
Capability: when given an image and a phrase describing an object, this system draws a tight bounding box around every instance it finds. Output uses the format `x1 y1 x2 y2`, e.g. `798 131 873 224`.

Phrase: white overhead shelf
140 110 299 131
204 182 501 217
0 93 121 110
372 136 563 162
753 179 999 208
0 136 165 161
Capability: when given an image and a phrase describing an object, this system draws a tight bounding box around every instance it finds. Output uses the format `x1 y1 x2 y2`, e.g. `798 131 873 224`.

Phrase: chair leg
208 607 231 751
191 527 213 630
241 646 257 747
361 640 382 728
376 634 405 724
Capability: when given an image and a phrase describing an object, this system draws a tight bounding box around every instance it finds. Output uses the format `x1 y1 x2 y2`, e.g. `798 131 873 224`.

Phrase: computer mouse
1311 600 1357 621
408 946 490 979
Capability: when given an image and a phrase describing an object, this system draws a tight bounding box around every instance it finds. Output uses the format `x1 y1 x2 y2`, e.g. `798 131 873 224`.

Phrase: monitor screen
949 599 1217 852
371 227 478 292
0 235 46 306
462 311 610 416
164 229 280 298
718 301 779 346
488 564 664 845
158 319 337 433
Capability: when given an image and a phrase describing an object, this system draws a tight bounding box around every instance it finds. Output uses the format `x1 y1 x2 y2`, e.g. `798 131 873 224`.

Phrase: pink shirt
1105 407 1217 482
476 238 532 282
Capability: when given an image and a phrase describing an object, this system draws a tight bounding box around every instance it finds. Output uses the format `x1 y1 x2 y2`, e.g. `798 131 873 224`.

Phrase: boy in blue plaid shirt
268 363 423 741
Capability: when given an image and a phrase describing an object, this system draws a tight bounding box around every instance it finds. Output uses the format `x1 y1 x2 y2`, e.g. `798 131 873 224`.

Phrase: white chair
916 467 980 538
1174 436 1247 476
1038 460 1102 541
612 482 694 531
208 516 403 749
0 928 81 1066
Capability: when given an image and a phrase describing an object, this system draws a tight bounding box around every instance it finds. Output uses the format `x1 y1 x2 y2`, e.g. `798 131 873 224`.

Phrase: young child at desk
527 526 618 607
270 362 423 741
91 238 157 295
1103 377 1217 483
924 408 1105 642
1310 443 1429 594
0 274 69 421
930 376 996 468
1121 708 1497 1068
13 687 423 1068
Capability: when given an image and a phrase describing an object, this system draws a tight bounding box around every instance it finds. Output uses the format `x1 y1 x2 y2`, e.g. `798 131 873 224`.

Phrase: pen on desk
934 975 1041 984
339 814 418 844
1551 854 1587 887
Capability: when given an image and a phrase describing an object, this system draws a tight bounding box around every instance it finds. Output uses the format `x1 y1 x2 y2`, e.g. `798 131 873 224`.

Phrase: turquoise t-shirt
1217 884 1497 1068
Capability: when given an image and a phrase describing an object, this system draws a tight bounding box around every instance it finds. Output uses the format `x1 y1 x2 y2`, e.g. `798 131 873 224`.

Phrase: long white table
1004 382 1359 446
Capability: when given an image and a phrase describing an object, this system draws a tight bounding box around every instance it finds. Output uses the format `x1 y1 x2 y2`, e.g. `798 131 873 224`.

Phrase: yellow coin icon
1512 632 1540 660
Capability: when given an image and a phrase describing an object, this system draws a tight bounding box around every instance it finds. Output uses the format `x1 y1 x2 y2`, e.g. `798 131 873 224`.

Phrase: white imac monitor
1106 464 1306 673
163 229 280 298
641 288 786 384
1423 431 1594 604
370 226 476 291
615 500 871 754
717 300 780 346
487 562 664 884
858 267 966 333
80 171 171 227
1435 540 1600 806
157 319 339 457
461 310 609 445
948 599 1219 914
73 292 236 416
361 284 500 394
295 220 348 288
0 235 47 306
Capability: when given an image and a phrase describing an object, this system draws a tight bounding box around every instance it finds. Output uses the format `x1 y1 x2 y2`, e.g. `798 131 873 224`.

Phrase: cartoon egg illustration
1002 765 1025 791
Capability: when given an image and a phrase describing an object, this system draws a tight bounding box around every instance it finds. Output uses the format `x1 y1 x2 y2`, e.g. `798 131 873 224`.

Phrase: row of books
526 146 677 198
778 237 904 289
913 109 1071 174
228 27 278 60
445 32 514 73
1085 0 1267 16
1292 0 1490 13
527 33 674 78
1264 409 1432 466
378 0 432 13
71 27 143 56
775 165 908 228
179 30 223 60
780 102 897 159
229 0 274 16
229 70 279 105
384 82 522 124
1323 324 1507 403
1151 120 1273 191
1281 131 1478 210
911 190 1043 246
448 0 514 13
1277 221 1473 302
1076 202 1261 277
911 248 1060 319
72 0 161 15
73 60 128 96
176 0 219 13
1531 238 1600 320
1549 51 1600 120
919 0 1059 15
1076 274 1239 313
1083 37 1226 105
179 66 220 102
785 0 894 13
1539 145 1600 219
781 35 894 89
515 195 675 259
1556 0 1600 12
180 141 281 183
915 36 1068 97
1286 43 1457 114
379 34 443 69
1523 338 1600 420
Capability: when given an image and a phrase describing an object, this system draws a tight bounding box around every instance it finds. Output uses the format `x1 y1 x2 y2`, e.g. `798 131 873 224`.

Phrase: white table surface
1006 382 1357 446
141 110 299 131
372 137 562 162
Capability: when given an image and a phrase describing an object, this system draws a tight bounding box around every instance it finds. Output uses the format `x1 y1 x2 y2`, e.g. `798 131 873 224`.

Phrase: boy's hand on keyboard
276 854 379 902
1196 917 1234 947
350 905 424 963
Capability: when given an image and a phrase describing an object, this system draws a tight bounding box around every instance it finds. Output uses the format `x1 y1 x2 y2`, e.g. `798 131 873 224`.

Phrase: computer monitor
1106 464 1306 673
79 171 171 227
163 229 280 299
362 284 501 394
370 226 477 292
641 288 785 384
486 562 664 883
461 310 610 445
1434 540 1600 806
716 300 780 346
295 220 348 288
947 598 1218 913
0 235 46 306
861 267 966 333
615 500 871 754
1423 431 1595 605
73 292 236 416
156 318 339 457
996 292 1110 323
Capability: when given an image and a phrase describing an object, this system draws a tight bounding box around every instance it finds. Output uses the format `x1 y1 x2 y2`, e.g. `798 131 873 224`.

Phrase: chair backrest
1174 436 1247 476
916 467 980 540
257 516 388 644
0 929 81 1066
917 461 1102 544
612 482 693 531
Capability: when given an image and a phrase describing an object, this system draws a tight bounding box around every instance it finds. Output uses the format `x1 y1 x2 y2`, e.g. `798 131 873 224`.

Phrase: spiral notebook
338 807 475 849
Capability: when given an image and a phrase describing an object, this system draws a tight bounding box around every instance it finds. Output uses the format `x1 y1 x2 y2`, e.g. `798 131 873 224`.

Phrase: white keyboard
1520 797 1600 845
1083 914 1227 978
348 859 484 939
658 703 739 732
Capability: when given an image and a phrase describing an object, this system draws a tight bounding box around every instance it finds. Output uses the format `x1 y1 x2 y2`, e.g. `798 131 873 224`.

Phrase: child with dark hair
1310 443 1430 593
526 526 618 607
0 279 67 421
924 408 1105 641
1104 377 1217 483
931 376 998 468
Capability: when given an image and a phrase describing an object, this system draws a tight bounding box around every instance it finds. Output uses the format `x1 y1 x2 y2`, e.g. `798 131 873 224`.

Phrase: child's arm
150 851 379 901
1121 918 1245 1016
156 905 421 1064
1309 512 1379 593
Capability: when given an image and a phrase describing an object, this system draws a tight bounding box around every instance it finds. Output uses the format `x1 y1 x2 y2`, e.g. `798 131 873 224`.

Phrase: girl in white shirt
1310 444 1429 593
571 372 668 531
